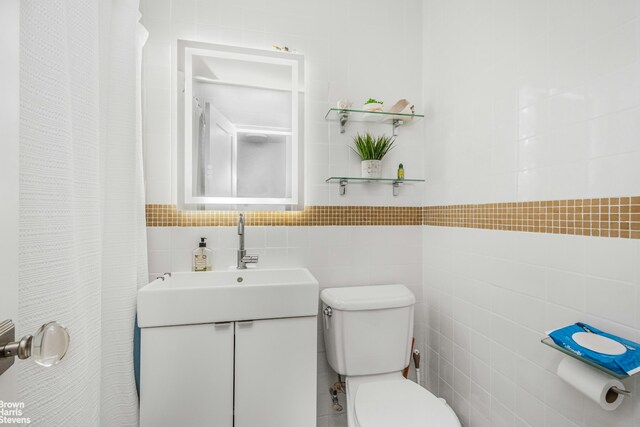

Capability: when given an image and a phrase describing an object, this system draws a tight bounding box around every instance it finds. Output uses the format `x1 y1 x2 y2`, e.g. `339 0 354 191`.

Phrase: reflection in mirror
178 41 304 209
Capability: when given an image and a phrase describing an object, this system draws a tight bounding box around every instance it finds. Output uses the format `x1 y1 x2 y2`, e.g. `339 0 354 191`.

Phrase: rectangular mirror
177 41 304 209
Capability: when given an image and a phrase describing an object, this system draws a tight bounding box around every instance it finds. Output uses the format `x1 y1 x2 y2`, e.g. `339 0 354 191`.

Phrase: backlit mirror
177 41 304 209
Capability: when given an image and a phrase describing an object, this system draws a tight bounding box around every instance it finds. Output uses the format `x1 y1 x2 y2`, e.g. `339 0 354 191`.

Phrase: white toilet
321 284 461 427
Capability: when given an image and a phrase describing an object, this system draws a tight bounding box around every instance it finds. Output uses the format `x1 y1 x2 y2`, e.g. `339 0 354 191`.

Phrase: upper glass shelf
541 336 630 379
324 108 425 121
324 108 424 135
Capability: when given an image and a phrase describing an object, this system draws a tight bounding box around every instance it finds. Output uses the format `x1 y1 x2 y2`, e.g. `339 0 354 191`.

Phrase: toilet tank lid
320 285 415 311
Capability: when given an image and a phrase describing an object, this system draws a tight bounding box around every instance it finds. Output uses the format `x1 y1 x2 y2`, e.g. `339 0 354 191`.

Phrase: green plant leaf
364 98 383 105
350 132 395 160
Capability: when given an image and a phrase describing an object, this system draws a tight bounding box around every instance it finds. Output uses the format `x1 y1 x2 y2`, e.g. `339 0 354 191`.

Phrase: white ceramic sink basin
137 268 319 327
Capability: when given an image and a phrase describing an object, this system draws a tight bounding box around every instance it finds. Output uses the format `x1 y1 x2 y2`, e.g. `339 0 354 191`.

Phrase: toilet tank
320 285 415 376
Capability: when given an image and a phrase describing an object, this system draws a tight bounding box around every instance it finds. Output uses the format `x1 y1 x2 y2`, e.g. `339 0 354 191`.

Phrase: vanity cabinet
234 317 316 427
140 316 316 427
140 322 235 427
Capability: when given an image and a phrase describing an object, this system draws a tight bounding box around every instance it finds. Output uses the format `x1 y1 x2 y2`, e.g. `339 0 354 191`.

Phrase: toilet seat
354 379 461 427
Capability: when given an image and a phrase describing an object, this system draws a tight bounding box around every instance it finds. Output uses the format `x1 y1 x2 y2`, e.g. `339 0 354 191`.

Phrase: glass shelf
325 176 425 196
541 336 630 379
324 108 425 135
326 177 425 183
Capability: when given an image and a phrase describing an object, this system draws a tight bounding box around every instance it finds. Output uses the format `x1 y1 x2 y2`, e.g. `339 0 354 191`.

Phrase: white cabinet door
140 323 234 427
234 317 317 427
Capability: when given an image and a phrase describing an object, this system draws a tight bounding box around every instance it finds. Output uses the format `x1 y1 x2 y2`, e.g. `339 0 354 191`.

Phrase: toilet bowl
346 373 460 427
320 285 461 427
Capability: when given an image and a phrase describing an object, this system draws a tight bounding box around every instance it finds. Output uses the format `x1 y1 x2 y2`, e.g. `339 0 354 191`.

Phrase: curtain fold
99 0 148 425
19 0 147 425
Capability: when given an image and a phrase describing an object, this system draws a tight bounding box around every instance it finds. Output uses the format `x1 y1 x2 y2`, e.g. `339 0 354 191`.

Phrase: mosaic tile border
145 204 423 227
423 197 640 239
146 196 640 239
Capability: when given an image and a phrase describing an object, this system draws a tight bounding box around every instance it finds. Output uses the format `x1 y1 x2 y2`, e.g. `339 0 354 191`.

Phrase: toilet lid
355 380 461 427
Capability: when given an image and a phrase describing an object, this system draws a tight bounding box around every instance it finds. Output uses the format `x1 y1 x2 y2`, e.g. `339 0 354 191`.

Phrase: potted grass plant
351 132 395 178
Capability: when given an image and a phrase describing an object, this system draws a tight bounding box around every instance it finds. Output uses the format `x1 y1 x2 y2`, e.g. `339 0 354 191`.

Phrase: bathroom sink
137 268 319 327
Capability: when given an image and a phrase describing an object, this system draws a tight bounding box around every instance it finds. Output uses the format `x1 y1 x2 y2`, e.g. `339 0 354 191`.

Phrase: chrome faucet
237 213 259 269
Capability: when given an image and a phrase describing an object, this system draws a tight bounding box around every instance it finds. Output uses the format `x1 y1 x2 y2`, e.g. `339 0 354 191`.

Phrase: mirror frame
177 41 304 209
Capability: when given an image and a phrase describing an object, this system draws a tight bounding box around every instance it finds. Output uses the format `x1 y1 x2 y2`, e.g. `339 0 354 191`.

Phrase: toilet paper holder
543 335 636 410
555 357 631 411
610 386 631 397
541 336 634 380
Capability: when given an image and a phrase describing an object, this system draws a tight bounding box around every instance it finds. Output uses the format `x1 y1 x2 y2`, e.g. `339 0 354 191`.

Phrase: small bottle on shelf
397 163 405 180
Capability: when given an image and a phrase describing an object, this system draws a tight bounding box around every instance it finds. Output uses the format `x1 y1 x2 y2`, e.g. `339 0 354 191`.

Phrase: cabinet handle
237 320 253 327
214 322 232 328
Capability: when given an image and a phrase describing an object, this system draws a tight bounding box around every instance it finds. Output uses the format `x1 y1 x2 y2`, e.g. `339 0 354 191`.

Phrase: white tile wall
423 0 640 206
147 225 423 426
423 1 640 426
422 227 640 427
140 0 425 207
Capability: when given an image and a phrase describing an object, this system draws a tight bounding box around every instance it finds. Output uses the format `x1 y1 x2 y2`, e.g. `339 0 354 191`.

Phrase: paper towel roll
557 357 626 411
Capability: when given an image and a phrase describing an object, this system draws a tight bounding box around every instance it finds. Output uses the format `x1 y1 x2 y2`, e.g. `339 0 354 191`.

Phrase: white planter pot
361 160 382 179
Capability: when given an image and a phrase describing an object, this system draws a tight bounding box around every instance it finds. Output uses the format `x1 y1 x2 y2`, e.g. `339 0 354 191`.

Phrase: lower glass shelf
541 336 630 379
325 177 425 196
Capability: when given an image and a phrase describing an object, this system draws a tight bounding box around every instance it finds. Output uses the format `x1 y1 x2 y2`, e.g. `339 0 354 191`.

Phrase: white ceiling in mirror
192 55 294 92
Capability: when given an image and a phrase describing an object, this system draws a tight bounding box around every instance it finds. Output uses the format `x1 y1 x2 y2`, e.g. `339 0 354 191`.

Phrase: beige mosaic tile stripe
145 204 423 227
423 197 640 239
146 197 640 238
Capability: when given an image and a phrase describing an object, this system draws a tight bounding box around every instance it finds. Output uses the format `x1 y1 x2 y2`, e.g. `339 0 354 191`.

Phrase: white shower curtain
19 0 147 425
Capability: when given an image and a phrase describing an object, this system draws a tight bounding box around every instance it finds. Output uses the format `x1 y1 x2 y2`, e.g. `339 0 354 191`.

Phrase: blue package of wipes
548 322 640 376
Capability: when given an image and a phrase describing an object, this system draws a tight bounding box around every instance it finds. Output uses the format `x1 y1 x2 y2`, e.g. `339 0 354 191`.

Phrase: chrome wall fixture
0 319 70 376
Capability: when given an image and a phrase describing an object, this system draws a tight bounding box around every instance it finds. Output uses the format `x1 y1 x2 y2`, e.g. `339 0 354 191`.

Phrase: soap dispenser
193 237 212 271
